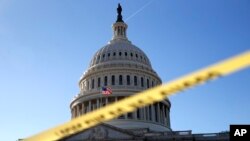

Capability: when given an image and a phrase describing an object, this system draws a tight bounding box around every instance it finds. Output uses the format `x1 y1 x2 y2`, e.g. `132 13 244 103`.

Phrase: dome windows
87 81 89 90
147 79 150 88
112 75 115 85
104 76 108 86
81 74 160 92
91 50 151 65
91 79 95 89
119 75 123 85
134 76 138 86
126 75 130 85
97 55 100 61
141 77 144 87
88 43 153 68
98 77 101 87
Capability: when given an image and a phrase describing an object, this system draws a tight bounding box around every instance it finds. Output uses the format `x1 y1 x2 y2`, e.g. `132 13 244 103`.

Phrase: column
163 105 166 125
76 105 80 117
151 104 155 122
74 107 77 117
71 108 74 118
82 102 85 114
105 97 108 105
157 103 160 123
115 97 118 102
72 107 75 118
147 106 150 121
100 98 103 107
97 99 100 109
167 108 171 127
88 101 91 112
134 110 137 120
125 113 128 119
139 109 142 120
79 104 82 115
143 107 146 120
160 103 162 123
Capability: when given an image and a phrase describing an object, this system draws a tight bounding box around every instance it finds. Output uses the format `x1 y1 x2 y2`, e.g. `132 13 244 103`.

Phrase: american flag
102 87 112 95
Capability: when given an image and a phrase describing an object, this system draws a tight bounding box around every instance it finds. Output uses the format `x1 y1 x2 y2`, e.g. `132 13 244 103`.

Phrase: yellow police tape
24 51 250 141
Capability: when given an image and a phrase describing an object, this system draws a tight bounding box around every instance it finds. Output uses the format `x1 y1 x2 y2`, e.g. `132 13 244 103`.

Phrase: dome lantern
112 4 128 41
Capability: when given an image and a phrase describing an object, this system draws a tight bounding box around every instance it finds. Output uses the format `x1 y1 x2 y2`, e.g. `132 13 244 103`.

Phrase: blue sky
0 0 250 140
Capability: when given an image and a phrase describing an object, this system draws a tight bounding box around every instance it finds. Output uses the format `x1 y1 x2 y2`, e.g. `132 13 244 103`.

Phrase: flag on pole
102 87 112 95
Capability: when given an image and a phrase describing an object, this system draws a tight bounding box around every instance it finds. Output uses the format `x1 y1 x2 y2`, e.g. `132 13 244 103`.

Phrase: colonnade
71 96 170 126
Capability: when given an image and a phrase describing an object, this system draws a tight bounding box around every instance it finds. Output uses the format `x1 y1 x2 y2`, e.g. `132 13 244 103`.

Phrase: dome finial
116 3 124 22
111 3 129 42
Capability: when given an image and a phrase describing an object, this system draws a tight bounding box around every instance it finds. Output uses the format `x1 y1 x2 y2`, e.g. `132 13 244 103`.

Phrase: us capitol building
61 4 229 141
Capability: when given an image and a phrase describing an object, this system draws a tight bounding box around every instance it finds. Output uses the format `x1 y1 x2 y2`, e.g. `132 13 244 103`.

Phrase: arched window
119 75 123 85
127 75 130 85
130 53 133 57
108 53 110 57
119 52 122 56
125 52 127 56
98 77 101 87
112 75 115 85
91 79 95 89
152 81 154 87
136 54 138 58
134 76 137 86
104 76 108 86
147 79 149 88
141 77 144 87
102 54 105 58
113 52 116 56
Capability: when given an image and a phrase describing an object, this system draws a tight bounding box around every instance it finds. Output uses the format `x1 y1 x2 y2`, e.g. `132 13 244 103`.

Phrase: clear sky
0 0 249 140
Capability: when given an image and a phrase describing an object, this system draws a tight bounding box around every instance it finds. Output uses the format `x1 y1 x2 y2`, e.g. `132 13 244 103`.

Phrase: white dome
89 40 152 68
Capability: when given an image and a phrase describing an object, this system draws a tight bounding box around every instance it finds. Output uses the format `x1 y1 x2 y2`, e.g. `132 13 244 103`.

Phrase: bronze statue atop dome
116 3 124 22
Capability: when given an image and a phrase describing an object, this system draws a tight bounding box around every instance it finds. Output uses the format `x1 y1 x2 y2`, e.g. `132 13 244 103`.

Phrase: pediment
62 123 136 141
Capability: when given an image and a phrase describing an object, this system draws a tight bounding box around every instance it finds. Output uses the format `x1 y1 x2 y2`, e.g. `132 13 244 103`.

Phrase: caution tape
24 51 250 141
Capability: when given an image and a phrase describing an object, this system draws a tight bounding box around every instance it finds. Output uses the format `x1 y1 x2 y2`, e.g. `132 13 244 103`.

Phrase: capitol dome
70 4 171 132
89 40 152 68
